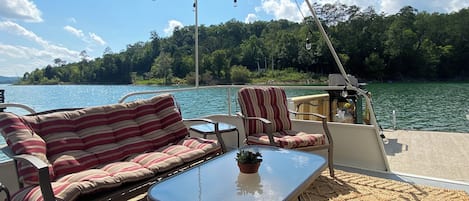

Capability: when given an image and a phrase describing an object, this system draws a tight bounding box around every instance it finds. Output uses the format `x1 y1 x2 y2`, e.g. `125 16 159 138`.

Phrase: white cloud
64 25 84 38
0 0 42 22
379 0 408 14
164 20 183 36
64 25 106 47
0 42 80 76
447 0 469 13
0 43 29 58
245 13 258 23
0 21 48 46
313 0 469 15
0 21 80 76
259 0 303 22
316 0 379 8
89 32 106 46
257 0 469 21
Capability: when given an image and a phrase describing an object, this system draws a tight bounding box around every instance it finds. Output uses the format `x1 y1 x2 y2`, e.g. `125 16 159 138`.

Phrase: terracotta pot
237 162 261 174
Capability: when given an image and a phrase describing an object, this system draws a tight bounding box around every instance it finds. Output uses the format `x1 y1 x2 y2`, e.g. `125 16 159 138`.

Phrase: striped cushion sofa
0 94 222 201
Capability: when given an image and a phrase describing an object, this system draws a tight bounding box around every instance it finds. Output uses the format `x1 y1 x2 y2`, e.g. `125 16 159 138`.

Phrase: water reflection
236 173 263 196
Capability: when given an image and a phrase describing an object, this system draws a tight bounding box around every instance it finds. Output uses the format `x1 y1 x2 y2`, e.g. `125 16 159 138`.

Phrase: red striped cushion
100 162 154 183
56 169 119 194
158 145 205 163
14 94 190 179
238 87 292 135
179 137 221 154
0 113 54 184
246 130 326 149
49 150 100 178
3 94 222 200
11 182 81 201
129 152 184 172
9 140 220 201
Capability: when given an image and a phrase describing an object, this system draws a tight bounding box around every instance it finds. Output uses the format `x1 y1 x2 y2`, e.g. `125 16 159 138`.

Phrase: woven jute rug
129 169 469 201
300 169 469 201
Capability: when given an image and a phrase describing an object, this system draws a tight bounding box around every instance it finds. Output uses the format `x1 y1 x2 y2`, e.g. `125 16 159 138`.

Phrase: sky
0 0 468 77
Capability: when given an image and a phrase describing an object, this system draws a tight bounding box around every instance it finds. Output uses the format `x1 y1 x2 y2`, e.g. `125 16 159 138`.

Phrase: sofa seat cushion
10 138 221 201
11 182 82 201
180 137 221 154
10 164 153 201
246 130 326 149
57 169 122 194
158 145 206 163
129 152 184 172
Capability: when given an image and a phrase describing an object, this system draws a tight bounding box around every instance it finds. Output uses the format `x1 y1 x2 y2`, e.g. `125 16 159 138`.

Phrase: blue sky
1 0 468 77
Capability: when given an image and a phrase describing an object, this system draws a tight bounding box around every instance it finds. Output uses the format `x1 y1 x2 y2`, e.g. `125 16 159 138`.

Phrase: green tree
209 49 231 81
230 65 251 84
150 52 174 85
365 52 385 81
240 35 265 71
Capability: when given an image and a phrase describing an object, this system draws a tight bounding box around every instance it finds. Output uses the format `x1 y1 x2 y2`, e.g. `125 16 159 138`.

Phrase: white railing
118 85 366 117
1 85 383 142
0 103 36 114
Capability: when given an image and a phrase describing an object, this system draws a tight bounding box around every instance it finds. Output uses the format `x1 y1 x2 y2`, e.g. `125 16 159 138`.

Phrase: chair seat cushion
246 130 326 149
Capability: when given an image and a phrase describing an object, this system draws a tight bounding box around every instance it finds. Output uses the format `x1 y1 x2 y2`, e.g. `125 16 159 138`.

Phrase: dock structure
384 129 469 183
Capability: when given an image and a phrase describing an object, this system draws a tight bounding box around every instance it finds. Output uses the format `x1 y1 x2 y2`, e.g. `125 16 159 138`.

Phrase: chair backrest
238 87 291 135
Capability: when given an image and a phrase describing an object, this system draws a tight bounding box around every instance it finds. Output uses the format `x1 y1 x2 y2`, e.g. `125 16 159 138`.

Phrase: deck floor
130 168 469 201
384 130 469 183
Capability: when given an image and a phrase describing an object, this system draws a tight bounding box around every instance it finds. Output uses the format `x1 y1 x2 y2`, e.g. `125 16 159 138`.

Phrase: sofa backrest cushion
1 94 190 182
0 113 54 185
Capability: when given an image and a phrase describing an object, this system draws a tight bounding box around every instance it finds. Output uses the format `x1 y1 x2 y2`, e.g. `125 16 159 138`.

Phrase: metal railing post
227 87 232 116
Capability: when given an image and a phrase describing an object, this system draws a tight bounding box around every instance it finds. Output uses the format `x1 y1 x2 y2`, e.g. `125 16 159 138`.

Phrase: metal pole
304 0 351 85
194 0 199 88
304 0 390 170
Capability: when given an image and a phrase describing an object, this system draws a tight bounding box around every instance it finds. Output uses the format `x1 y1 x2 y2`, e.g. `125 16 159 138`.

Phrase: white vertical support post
194 0 199 88
227 87 232 116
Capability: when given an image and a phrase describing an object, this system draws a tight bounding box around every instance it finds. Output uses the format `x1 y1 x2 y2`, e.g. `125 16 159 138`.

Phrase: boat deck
128 167 469 201
384 130 469 183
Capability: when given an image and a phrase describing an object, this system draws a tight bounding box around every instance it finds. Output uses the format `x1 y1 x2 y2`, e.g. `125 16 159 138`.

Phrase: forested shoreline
18 4 469 85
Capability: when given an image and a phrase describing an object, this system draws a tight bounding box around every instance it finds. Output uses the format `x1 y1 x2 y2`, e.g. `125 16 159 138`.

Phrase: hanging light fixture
234 0 237 7
305 38 312 50
341 86 348 98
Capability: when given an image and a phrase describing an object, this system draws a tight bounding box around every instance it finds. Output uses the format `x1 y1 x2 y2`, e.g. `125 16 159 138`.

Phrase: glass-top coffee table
147 145 326 201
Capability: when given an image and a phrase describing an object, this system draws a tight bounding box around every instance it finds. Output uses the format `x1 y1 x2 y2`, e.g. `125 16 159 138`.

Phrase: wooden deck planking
384 130 469 182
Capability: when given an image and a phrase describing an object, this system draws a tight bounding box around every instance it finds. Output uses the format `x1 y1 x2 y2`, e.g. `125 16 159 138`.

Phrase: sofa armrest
0 181 11 201
183 118 226 152
1 147 55 201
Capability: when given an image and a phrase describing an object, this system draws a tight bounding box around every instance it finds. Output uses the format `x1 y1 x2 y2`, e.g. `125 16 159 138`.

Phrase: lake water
1 83 469 161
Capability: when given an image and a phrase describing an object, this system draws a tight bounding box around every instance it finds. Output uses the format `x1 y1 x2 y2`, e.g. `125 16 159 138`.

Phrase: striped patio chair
237 86 334 177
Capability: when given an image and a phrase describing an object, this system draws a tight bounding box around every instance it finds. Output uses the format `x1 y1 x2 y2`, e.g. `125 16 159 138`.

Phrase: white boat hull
186 114 389 172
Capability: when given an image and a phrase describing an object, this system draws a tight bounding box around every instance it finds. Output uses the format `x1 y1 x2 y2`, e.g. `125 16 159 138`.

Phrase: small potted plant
235 149 263 174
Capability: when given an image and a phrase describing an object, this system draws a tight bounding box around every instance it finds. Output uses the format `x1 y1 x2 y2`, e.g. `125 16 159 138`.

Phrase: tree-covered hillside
19 4 469 85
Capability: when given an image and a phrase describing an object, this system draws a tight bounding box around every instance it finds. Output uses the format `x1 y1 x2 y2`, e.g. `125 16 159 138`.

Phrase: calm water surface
366 83 469 132
1 83 468 161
